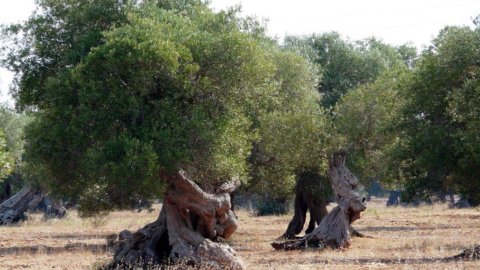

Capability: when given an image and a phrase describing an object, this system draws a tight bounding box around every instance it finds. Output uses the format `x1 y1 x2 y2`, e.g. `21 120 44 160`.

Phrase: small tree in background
0 106 31 201
0 130 12 181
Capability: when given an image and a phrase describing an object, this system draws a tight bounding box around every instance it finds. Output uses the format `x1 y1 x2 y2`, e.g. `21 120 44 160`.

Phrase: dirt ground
0 198 479 269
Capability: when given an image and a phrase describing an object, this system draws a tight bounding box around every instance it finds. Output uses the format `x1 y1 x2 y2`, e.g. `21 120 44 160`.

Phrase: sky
1 0 480 106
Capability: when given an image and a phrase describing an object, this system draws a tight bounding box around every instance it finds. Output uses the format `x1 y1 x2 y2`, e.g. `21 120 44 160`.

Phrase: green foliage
285 33 417 108
1 0 131 109
444 26 480 205
0 107 28 160
0 105 31 181
394 24 480 205
4 0 478 211
3 1 325 214
247 49 328 200
0 130 12 180
333 67 410 188
250 111 328 199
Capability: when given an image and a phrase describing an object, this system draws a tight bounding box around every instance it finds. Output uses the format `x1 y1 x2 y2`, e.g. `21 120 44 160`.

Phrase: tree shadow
46 233 112 240
360 226 426 232
0 243 108 256
309 256 468 265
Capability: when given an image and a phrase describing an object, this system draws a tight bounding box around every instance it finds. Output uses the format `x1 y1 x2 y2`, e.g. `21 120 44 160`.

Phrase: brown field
0 198 479 270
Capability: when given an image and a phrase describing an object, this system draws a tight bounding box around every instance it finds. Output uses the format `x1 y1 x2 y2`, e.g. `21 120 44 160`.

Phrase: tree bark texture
0 185 44 225
282 173 331 239
0 185 67 225
272 151 366 250
36 196 67 218
109 171 244 269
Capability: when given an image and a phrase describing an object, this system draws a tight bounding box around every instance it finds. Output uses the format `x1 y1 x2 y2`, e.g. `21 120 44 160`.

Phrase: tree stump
109 171 244 269
273 151 366 250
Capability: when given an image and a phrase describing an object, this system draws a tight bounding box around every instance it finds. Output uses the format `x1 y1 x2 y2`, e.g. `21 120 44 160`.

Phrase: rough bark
109 171 244 269
281 187 329 239
36 196 67 218
273 151 366 250
0 185 67 225
452 245 480 260
0 185 45 225
282 171 332 239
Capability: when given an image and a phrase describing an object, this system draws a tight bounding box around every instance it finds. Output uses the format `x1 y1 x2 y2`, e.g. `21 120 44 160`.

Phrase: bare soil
0 198 479 269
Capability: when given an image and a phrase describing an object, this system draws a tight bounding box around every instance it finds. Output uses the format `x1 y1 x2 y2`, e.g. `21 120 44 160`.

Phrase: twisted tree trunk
0 185 67 225
109 171 244 269
273 151 366 250
0 186 44 224
36 196 67 218
281 185 329 239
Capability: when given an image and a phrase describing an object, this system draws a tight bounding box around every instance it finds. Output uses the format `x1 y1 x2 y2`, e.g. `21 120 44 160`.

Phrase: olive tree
2 0 323 268
396 23 480 205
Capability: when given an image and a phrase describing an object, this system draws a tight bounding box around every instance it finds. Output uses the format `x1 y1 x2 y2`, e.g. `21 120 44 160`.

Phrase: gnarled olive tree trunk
281 171 331 239
273 151 366 250
0 185 44 224
109 171 244 269
0 185 67 225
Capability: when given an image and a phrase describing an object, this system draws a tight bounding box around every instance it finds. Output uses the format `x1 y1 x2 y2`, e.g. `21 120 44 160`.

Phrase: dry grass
0 198 479 269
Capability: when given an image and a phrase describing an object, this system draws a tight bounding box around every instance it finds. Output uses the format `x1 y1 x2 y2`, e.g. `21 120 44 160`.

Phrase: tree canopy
333 66 410 188
2 0 325 214
393 23 480 204
0 106 30 182
1 0 479 213
284 33 416 108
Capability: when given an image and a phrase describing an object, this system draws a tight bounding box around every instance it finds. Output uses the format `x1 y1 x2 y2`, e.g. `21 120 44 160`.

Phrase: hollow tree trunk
281 170 363 239
273 151 366 250
0 185 44 225
109 171 244 269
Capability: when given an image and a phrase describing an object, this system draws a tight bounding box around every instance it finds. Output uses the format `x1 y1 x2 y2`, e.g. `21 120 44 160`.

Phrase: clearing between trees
0 198 478 270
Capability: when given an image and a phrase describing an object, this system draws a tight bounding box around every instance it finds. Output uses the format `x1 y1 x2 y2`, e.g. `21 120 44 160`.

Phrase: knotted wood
109 171 244 269
0 186 44 225
282 171 331 239
0 185 67 225
273 151 366 250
